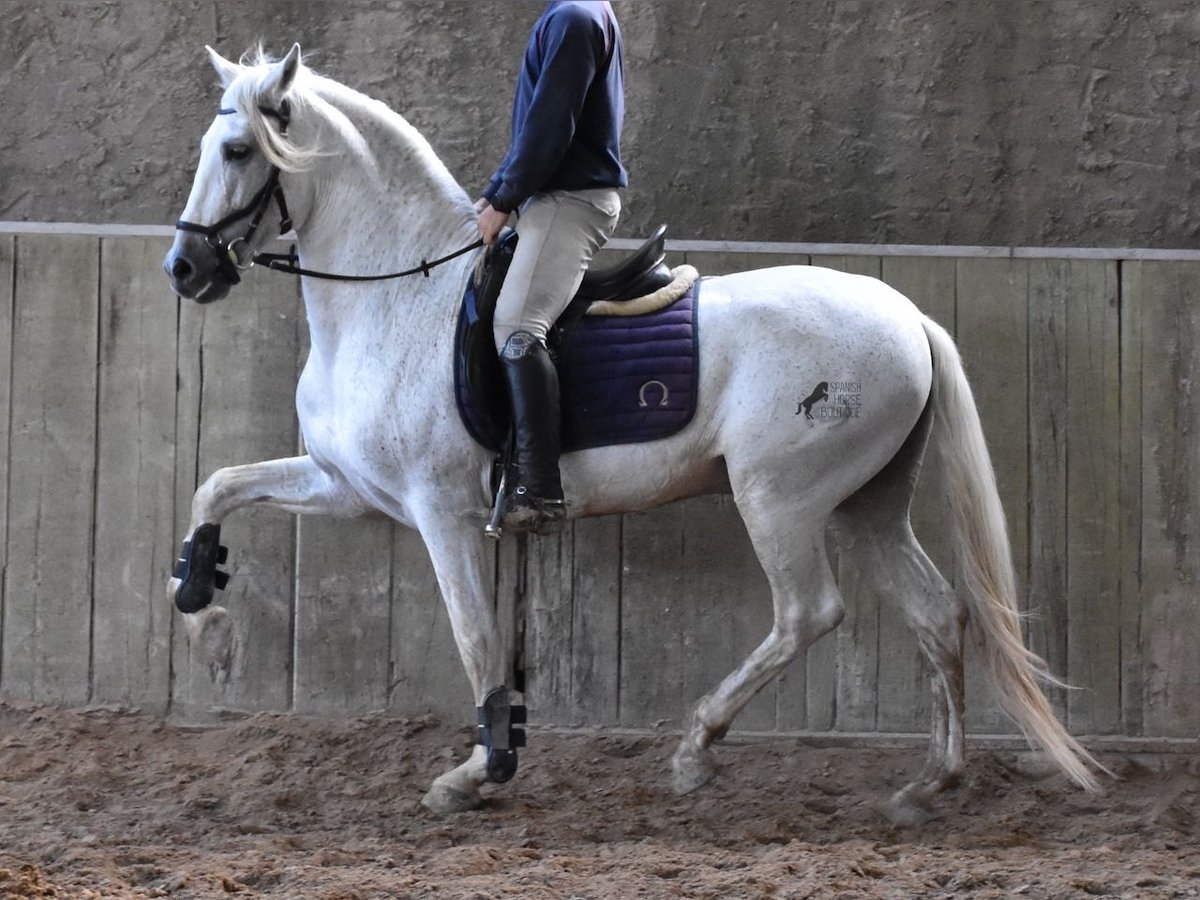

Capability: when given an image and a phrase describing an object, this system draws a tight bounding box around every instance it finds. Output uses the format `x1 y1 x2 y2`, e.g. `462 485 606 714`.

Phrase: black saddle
455 225 675 450
475 223 672 324
576 223 672 303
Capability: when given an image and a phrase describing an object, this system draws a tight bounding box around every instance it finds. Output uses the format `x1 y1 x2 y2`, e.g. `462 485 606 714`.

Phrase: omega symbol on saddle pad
639 380 670 408
796 379 863 422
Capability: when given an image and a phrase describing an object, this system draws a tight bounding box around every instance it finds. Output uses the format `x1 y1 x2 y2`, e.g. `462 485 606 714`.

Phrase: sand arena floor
0 703 1196 898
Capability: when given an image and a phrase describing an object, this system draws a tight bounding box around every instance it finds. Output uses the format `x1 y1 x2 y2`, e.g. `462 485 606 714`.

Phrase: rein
176 99 483 285
254 239 483 281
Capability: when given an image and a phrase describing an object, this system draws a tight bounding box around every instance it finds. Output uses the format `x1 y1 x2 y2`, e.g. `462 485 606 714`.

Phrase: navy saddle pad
454 280 702 454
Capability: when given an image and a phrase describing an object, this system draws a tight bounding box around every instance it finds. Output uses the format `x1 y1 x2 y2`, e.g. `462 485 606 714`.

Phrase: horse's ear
262 43 302 99
206 45 241 88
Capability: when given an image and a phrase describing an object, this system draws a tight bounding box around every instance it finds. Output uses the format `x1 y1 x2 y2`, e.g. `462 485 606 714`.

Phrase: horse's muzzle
164 241 235 304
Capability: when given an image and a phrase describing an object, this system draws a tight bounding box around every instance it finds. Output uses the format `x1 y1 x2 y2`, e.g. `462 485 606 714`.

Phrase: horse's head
165 44 308 303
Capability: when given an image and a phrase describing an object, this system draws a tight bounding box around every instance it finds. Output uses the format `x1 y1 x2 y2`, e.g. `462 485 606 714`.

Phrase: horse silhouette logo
796 381 829 419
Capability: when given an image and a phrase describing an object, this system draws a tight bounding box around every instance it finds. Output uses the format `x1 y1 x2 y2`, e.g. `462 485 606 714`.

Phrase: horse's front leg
414 512 520 814
169 455 366 660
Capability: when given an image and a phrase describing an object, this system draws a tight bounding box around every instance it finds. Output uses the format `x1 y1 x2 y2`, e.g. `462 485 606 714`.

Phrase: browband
216 101 291 134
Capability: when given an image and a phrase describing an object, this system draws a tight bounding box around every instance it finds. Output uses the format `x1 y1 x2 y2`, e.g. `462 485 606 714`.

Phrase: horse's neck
293 84 478 361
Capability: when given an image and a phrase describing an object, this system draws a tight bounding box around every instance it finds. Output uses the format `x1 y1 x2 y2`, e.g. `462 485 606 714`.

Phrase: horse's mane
224 46 468 214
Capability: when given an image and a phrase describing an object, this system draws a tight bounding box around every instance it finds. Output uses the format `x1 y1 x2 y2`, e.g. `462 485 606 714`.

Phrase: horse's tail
922 316 1105 791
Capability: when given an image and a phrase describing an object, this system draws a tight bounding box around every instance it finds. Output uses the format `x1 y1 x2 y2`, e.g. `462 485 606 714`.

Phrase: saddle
454 224 702 454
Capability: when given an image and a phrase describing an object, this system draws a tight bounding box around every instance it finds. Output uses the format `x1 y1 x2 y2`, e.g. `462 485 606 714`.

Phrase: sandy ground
0 703 1197 899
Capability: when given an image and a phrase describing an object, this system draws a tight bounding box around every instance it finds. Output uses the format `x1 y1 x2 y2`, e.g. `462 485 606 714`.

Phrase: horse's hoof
182 605 235 683
885 786 936 827
421 782 483 815
172 524 229 613
671 744 718 795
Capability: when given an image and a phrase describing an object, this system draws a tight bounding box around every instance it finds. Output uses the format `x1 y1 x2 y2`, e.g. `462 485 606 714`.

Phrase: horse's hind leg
835 519 966 824
830 400 968 824
672 515 844 794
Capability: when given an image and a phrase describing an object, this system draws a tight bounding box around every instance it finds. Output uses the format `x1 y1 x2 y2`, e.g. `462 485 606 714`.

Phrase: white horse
164 45 1103 820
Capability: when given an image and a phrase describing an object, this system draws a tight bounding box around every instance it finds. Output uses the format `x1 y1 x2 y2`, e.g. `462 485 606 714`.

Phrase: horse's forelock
222 50 321 174
238 43 275 69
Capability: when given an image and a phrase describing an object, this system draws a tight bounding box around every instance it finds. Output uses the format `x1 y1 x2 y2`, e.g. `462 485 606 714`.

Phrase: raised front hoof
885 784 937 827
421 781 484 815
172 524 229 613
174 579 215 616
671 744 718 796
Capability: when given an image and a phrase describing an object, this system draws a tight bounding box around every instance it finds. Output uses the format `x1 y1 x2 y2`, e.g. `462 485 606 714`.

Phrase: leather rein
175 100 483 286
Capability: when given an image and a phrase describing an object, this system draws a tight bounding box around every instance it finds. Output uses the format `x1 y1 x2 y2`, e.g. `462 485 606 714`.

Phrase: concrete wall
4 1 1200 247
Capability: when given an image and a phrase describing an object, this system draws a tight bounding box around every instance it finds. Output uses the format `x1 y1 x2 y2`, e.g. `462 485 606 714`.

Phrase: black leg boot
500 331 565 533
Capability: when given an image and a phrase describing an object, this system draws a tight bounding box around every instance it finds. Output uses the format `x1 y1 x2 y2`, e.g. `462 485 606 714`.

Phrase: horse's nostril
170 256 194 281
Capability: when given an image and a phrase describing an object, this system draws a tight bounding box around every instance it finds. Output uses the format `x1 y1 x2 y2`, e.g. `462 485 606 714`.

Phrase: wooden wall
0 230 1196 741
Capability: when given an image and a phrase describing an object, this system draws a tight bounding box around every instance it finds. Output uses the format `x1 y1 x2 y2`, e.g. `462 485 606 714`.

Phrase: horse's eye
223 142 252 163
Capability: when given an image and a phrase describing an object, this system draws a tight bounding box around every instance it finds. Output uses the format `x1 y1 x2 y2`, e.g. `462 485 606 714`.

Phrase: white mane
222 46 471 215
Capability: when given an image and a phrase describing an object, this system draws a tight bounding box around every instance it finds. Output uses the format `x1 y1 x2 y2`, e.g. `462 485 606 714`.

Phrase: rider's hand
477 201 512 245
473 197 489 214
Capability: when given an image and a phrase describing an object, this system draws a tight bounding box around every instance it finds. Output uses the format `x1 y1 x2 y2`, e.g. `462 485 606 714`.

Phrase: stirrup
503 490 565 535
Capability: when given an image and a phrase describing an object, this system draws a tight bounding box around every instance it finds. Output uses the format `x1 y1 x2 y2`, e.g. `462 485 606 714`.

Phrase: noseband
175 101 294 286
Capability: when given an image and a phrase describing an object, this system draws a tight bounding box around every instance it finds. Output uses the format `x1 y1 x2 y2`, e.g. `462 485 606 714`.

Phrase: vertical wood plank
388 526 473 723
92 237 177 713
620 496 775 731
1131 262 1200 737
0 237 12 695
566 516 623 724
495 534 525 701
955 257 1029 734
170 262 204 716
526 516 622 727
293 516 394 714
1118 262 1144 736
1064 260 1122 734
874 255 958 733
810 256 884 732
618 504 693 728
2 234 98 705
1026 260 1070 723
524 529 576 725
170 268 301 717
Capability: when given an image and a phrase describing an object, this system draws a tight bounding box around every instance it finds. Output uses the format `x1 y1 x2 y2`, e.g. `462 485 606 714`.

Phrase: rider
476 0 627 531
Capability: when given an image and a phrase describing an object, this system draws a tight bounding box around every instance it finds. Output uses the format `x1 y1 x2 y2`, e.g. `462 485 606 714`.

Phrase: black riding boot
500 331 565 533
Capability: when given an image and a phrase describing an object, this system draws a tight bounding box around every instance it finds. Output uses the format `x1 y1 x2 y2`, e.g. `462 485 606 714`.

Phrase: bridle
175 101 295 286
175 99 482 286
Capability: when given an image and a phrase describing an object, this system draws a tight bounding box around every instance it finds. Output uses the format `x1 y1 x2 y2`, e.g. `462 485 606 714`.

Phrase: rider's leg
493 188 619 528
500 330 565 526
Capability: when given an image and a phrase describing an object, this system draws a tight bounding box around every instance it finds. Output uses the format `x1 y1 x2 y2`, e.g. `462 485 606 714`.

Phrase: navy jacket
484 1 627 214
